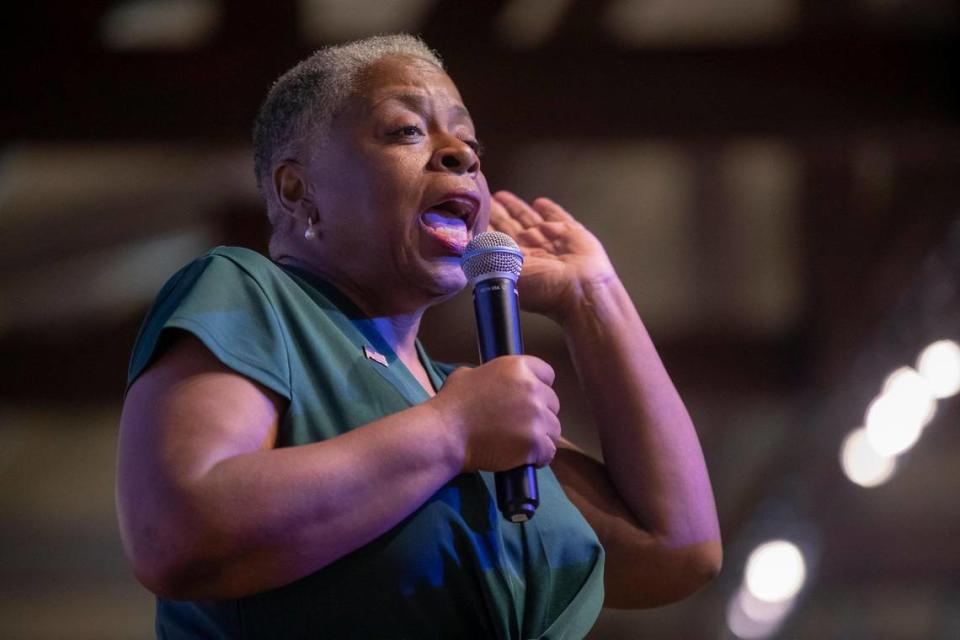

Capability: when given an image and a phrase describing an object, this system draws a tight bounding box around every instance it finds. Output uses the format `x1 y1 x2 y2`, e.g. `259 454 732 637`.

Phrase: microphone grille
461 231 524 283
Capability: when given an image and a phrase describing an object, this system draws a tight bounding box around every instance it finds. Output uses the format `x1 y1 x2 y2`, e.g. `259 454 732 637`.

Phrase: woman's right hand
430 355 561 473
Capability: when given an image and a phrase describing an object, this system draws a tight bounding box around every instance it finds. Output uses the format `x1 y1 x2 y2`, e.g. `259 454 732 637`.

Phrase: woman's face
304 55 491 312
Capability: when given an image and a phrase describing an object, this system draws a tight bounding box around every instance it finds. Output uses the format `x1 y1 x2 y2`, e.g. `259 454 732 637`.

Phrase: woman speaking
116 34 721 639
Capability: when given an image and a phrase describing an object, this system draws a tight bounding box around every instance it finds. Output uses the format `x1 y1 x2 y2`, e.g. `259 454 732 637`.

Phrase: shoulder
147 245 291 328
149 246 283 303
206 245 276 271
127 246 295 397
156 246 300 317
203 246 288 287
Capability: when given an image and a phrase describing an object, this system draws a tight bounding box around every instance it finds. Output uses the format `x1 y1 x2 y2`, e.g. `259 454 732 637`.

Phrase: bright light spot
744 540 806 603
297 0 435 44
101 0 220 51
884 366 938 430
737 584 794 623
864 394 925 456
496 0 573 49
840 427 896 487
882 366 937 417
604 0 798 47
917 339 960 399
865 367 936 456
727 586 791 639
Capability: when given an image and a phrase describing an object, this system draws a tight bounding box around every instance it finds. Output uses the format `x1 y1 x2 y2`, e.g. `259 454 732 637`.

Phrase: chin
414 259 468 304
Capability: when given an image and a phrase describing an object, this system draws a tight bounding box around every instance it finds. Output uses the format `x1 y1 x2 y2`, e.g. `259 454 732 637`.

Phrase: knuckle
539 439 557 467
520 377 539 395
504 355 525 374
548 414 562 437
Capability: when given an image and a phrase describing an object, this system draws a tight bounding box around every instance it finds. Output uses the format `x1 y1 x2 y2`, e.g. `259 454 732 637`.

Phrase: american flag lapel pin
363 345 389 367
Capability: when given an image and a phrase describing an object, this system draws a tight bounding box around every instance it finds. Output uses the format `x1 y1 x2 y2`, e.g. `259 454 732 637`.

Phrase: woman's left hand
488 190 617 323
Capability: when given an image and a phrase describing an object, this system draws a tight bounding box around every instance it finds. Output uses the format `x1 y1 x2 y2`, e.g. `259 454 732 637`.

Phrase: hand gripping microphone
461 231 539 523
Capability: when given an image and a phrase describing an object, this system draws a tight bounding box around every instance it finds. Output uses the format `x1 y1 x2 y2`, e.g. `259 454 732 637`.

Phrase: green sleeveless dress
128 246 604 639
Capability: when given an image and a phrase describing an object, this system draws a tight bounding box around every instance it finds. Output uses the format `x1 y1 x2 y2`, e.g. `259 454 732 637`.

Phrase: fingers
522 355 556 387
492 192 580 243
526 359 560 466
516 226 550 248
447 354 562 472
544 385 560 416
489 198 524 238
531 197 577 223
494 191 542 228
532 221 572 241
538 411 563 467
534 418 560 468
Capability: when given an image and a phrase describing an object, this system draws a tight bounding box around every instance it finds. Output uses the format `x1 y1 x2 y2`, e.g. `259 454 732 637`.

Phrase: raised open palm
488 191 617 323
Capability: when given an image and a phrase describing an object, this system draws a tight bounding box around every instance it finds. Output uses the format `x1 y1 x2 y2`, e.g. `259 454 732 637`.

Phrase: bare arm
557 278 722 607
117 333 560 600
491 191 722 608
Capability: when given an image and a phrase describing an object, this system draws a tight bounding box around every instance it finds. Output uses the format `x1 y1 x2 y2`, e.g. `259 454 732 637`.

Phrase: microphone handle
472 277 539 523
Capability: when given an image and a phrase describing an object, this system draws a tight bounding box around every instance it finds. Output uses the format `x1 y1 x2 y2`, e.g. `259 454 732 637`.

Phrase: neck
275 252 425 360
368 313 424 362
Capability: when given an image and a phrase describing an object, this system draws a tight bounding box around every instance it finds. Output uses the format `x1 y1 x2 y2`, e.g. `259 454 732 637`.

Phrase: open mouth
419 195 479 255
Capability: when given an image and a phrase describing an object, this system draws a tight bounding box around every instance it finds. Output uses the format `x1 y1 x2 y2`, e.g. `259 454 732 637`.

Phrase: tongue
422 211 469 247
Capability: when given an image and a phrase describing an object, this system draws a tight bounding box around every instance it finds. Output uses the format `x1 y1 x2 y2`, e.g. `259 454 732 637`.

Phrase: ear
272 160 316 224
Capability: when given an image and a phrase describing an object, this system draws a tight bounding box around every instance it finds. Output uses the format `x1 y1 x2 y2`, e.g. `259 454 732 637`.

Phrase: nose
430 136 480 175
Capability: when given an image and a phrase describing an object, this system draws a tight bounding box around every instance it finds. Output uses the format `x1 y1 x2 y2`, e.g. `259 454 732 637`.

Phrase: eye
392 125 425 140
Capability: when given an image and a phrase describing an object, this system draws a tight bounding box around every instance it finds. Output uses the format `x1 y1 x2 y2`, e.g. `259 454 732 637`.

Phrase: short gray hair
252 34 443 216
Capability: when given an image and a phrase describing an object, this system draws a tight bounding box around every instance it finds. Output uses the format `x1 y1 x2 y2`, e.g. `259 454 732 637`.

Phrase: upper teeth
436 199 471 218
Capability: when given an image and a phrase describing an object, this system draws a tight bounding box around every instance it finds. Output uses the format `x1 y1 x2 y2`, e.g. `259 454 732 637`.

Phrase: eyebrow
372 92 474 126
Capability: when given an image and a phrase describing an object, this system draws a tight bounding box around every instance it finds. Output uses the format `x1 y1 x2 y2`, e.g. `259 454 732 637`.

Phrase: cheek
474 173 493 230
368 157 423 205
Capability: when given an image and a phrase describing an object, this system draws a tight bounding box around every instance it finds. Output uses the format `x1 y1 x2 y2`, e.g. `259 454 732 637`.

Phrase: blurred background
2 1 959 638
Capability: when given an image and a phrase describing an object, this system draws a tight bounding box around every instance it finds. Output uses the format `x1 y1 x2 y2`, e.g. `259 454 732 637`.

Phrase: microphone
461 231 539 523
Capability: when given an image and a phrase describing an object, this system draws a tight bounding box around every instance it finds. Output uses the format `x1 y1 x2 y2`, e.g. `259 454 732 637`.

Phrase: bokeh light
864 367 936 456
737 584 795 623
727 586 791 639
840 427 896 487
744 540 807 603
882 366 938 423
916 339 960 399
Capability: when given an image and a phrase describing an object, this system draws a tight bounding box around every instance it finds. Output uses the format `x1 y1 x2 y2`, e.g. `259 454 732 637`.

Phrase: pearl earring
304 216 317 240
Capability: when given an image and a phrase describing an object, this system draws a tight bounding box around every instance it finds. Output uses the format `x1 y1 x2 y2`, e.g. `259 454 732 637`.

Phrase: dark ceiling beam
0 312 803 406
4 37 956 141
799 142 960 387
714 180 960 554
